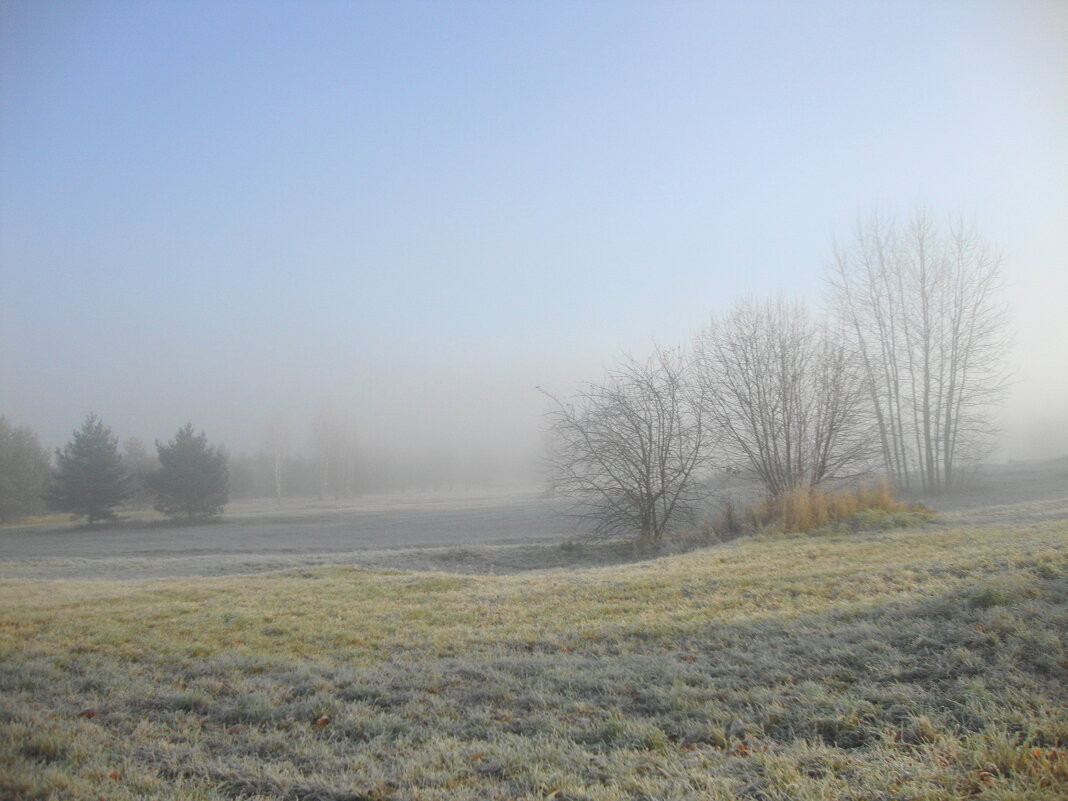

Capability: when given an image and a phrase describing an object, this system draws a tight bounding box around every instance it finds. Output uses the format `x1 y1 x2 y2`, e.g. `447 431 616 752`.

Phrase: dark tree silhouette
150 423 229 521
48 414 129 524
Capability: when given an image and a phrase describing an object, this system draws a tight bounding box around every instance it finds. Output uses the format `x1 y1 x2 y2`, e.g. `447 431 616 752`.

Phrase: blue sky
2 0 1066 465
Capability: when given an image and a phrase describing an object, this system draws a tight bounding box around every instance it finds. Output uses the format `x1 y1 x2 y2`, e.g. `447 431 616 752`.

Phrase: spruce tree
48 414 129 524
150 423 229 521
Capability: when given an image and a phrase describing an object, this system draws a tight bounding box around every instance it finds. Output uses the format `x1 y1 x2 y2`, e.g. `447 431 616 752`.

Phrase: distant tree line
545 211 1010 541
1 405 512 526
232 406 509 502
0 414 229 525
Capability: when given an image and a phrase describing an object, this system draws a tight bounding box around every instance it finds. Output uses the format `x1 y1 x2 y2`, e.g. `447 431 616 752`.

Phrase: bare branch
542 345 714 542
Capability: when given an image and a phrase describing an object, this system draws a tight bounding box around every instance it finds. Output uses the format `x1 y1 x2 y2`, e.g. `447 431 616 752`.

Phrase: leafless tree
826 211 1010 492
310 406 359 499
542 345 713 543
262 413 289 502
695 298 871 496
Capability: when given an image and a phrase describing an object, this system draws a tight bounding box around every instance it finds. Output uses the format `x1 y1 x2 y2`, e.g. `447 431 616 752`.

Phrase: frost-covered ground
0 490 572 580
2 491 1066 800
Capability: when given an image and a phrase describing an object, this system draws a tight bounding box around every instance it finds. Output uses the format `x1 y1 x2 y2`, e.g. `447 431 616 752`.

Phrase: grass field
1 503 1066 799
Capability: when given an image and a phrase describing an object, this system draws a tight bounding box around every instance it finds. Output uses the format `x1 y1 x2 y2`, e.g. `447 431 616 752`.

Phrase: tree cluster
827 212 1010 491
545 211 1009 541
4 403 492 525
0 414 231 525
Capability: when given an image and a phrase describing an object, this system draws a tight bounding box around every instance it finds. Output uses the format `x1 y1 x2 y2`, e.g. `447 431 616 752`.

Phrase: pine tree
48 414 129 524
150 423 229 521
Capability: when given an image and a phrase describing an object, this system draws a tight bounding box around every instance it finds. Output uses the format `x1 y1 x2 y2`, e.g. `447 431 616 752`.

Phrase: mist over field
1 1 1066 481
3 7 1068 799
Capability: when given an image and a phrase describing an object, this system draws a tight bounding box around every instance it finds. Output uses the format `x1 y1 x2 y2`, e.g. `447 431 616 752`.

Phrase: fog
2 1 1066 490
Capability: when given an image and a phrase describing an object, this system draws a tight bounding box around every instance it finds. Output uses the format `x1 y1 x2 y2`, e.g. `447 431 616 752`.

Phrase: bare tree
826 211 1010 492
310 406 359 500
695 298 871 496
542 345 713 543
263 413 289 502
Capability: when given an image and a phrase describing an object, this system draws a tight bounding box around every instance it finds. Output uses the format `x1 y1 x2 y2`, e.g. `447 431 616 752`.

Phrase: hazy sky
2 1 1066 467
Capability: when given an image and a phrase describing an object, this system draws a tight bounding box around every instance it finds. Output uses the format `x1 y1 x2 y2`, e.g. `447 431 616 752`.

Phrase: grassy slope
1 513 1066 800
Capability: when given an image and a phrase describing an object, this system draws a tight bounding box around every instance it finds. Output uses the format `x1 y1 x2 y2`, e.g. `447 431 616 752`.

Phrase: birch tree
263 413 289 502
310 406 359 499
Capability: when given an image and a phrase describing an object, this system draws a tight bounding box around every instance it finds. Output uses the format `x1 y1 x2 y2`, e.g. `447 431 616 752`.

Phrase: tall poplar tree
827 211 1010 492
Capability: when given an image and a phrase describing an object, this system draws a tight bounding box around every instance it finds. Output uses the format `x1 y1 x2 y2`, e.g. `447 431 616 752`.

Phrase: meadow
1 494 1066 799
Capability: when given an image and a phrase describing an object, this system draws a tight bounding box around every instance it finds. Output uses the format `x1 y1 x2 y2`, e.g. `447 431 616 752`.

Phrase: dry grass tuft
744 478 932 534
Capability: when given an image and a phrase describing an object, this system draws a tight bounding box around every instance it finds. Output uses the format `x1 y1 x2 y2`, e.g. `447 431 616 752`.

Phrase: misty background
2 1 1066 489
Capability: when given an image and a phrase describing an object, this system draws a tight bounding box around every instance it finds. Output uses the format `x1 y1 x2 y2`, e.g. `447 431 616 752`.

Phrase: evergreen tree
150 423 229 521
0 416 51 524
48 414 129 524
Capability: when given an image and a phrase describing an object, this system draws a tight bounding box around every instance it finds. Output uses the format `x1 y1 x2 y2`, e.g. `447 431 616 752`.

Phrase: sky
1 0 1066 473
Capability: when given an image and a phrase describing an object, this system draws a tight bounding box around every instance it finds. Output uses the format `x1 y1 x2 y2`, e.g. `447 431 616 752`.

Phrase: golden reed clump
754 478 916 533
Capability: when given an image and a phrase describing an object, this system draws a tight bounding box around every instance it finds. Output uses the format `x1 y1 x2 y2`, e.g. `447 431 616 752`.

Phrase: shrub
728 479 931 536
